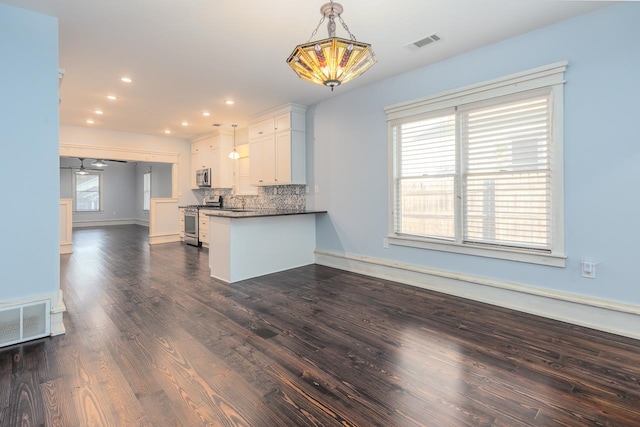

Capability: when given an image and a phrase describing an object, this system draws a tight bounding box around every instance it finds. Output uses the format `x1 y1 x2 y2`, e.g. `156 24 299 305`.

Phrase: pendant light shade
286 1 376 90
228 124 240 160
91 159 108 168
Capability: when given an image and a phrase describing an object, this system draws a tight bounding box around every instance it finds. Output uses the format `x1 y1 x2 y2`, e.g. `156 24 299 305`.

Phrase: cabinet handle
258 131 263 135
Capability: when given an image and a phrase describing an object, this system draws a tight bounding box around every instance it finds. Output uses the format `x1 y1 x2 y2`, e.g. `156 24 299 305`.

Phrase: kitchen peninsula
204 209 326 283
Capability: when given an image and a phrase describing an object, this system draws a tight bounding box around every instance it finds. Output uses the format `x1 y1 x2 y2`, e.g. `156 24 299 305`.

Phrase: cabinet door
210 147 221 188
190 152 199 189
262 135 276 185
249 139 263 185
274 112 291 133
275 131 292 184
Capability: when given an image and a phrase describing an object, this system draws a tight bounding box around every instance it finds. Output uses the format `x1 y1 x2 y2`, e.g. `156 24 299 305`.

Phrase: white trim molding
59 199 73 254
50 290 66 336
149 232 181 245
315 249 640 340
73 219 139 228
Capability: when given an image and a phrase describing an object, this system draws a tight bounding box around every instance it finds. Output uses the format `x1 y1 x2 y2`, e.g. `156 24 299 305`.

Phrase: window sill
387 235 566 267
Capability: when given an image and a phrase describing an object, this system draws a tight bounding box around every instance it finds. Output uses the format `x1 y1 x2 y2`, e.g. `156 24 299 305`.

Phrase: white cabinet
199 211 209 247
248 118 275 139
248 104 307 186
190 132 234 189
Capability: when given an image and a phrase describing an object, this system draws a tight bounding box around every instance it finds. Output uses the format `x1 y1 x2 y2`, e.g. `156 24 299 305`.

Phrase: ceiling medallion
286 1 376 91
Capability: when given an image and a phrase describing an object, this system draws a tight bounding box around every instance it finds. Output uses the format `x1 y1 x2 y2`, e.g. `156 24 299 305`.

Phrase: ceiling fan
59 158 106 175
89 158 127 167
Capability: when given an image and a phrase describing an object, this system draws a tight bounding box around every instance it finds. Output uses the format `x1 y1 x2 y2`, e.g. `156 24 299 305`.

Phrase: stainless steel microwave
196 168 211 187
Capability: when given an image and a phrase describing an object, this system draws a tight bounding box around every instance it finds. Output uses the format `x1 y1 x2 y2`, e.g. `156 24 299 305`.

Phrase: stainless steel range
183 206 200 246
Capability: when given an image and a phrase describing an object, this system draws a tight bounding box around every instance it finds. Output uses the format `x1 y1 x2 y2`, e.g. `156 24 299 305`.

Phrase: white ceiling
3 0 611 139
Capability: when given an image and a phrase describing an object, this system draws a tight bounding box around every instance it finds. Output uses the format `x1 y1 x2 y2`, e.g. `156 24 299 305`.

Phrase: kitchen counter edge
200 209 327 219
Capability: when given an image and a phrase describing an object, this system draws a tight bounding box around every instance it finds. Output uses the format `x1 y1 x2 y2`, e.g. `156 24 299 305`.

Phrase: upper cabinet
190 132 234 189
249 104 307 186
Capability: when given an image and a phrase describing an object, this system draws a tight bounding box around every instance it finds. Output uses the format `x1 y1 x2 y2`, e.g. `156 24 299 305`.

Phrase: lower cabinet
199 211 209 247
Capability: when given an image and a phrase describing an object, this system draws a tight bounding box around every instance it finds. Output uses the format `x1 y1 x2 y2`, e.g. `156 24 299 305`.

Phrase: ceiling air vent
408 34 441 50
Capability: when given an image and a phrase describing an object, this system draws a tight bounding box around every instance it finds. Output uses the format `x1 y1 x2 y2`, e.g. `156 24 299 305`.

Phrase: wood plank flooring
1 224 640 426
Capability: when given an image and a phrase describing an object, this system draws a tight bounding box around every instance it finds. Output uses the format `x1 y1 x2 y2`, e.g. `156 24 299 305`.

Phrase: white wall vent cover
0 300 50 348
407 34 441 51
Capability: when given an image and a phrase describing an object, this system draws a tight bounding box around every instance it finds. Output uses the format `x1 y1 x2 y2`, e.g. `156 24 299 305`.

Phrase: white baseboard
50 290 66 336
73 219 137 228
135 219 150 227
315 249 640 340
149 232 181 245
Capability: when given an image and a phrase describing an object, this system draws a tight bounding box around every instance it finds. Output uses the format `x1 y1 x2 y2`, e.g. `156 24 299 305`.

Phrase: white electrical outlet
581 261 596 279
383 237 389 249
314 185 319 193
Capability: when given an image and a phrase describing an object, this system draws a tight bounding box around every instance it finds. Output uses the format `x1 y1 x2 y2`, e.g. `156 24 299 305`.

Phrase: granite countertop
201 208 327 219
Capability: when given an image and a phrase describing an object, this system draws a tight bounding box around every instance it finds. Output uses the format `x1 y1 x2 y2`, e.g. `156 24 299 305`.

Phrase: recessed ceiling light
181 121 189 126
164 129 171 134
106 95 118 100
86 119 95 124
225 99 234 105
94 109 103 115
202 111 210 117
121 77 132 83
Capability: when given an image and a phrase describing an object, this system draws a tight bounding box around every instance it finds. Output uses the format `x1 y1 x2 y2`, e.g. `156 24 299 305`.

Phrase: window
143 171 151 211
74 172 102 212
385 62 566 266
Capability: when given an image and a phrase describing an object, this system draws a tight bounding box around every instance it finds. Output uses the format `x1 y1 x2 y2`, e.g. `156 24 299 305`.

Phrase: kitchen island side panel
209 214 317 283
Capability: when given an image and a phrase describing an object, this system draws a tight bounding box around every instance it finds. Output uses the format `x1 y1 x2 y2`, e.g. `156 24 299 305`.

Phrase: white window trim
72 170 103 213
385 62 567 267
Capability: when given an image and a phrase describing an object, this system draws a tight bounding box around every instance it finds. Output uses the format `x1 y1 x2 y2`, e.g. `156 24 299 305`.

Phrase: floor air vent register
0 300 50 347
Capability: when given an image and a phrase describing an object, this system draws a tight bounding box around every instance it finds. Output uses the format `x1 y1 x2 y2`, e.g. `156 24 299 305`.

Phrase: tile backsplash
203 185 306 210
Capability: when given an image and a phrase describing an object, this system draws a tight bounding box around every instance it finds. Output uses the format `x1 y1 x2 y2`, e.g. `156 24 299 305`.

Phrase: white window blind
462 95 551 250
395 112 456 240
392 92 555 253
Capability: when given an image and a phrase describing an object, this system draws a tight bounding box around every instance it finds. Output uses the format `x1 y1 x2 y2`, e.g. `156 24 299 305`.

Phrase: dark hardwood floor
1 224 640 426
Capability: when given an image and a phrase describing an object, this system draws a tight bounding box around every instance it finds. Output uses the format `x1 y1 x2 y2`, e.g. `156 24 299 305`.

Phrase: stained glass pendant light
286 1 376 91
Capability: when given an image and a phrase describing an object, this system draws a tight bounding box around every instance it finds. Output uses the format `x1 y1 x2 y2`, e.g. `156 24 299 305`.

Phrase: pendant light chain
338 14 357 41
308 16 326 42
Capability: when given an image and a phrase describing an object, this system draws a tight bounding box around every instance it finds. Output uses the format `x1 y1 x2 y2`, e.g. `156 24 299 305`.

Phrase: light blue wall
59 158 137 223
60 159 172 224
0 4 59 300
308 3 640 306
135 162 173 222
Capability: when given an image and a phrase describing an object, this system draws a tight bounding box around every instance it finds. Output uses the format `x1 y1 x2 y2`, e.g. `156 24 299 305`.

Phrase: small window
74 172 102 212
143 171 151 211
386 62 567 267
